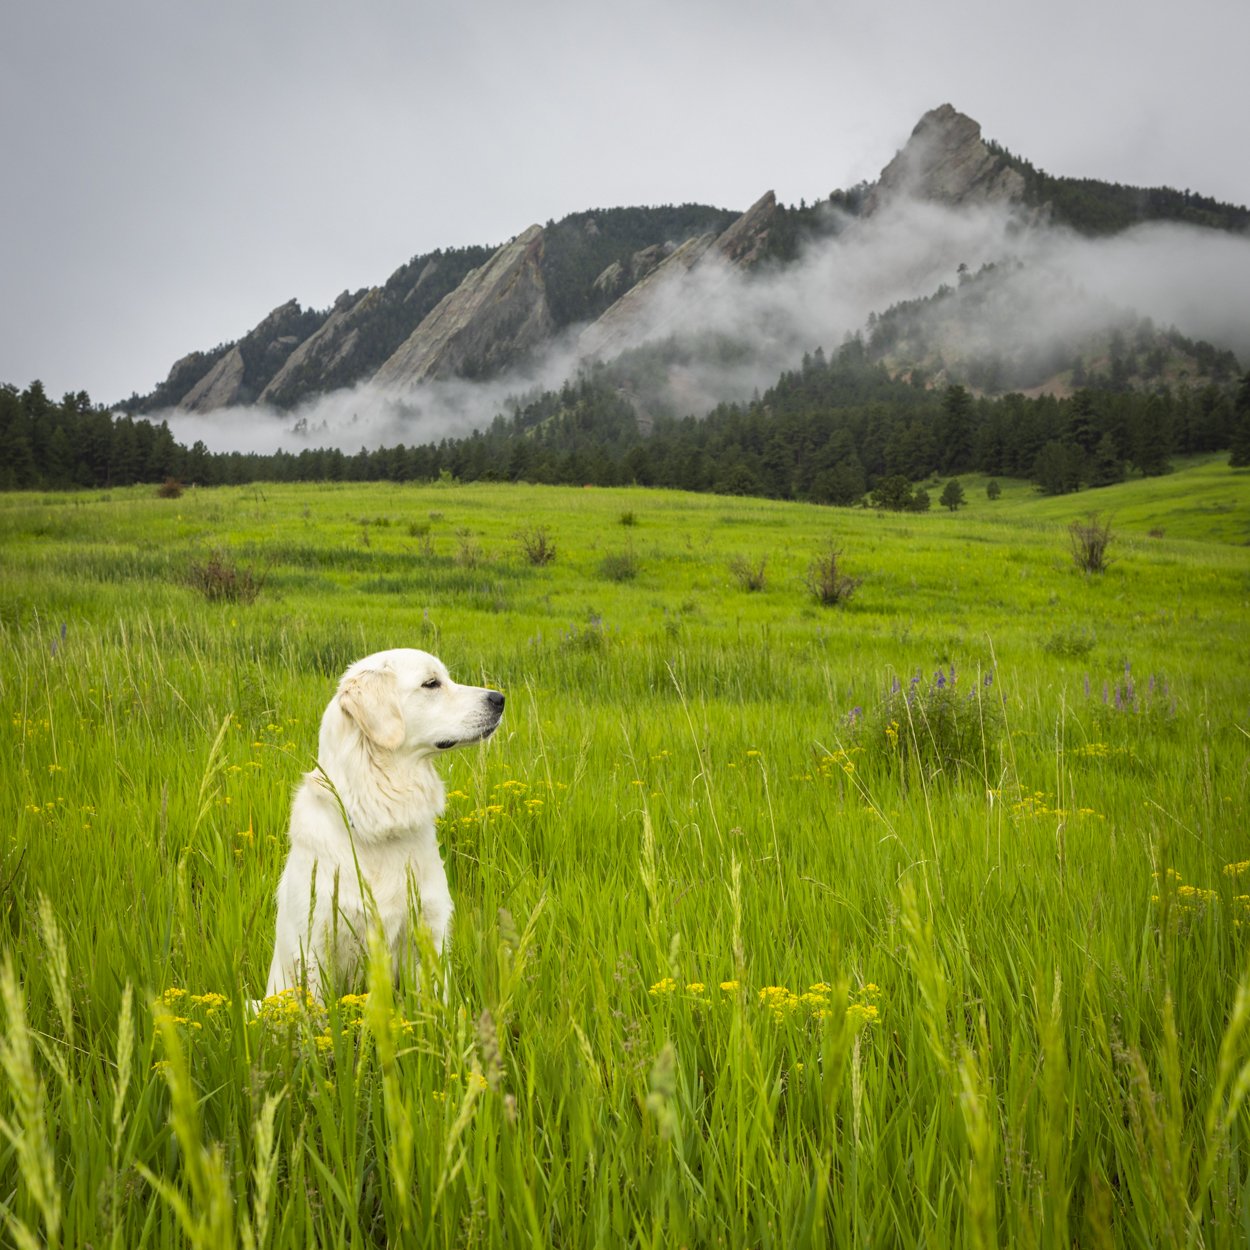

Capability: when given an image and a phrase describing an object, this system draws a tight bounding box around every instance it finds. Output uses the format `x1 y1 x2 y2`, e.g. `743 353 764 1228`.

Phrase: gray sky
3 0 1248 405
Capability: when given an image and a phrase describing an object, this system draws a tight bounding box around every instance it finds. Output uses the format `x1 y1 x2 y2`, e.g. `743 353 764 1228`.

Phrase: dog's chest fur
288 766 454 965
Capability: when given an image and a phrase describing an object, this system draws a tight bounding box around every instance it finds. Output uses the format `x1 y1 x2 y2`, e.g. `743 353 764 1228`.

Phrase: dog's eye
421 678 441 689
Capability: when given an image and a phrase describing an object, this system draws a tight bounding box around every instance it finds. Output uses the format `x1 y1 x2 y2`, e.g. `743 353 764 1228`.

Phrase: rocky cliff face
372 225 553 389
578 233 718 358
178 345 246 412
864 104 1027 214
715 190 777 263
146 349 226 411
259 288 375 407
176 298 326 411
579 192 777 358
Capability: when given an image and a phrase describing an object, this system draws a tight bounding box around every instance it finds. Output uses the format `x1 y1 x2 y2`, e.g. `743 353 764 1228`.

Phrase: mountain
129 204 739 413
862 103 1028 214
125 105 1247 415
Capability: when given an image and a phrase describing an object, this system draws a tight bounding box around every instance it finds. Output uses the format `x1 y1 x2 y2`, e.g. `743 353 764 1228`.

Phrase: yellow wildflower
189 992 229 1012
847 1003 880 1028
758 986 798 1019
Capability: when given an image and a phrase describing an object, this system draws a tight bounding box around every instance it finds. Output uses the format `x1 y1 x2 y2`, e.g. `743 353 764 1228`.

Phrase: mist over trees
5 342 1245 499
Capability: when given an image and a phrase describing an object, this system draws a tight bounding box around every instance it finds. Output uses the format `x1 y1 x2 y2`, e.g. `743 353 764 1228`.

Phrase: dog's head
325 649 504 757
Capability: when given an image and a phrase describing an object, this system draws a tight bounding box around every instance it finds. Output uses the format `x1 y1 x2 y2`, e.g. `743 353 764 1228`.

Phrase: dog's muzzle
435 691 504 750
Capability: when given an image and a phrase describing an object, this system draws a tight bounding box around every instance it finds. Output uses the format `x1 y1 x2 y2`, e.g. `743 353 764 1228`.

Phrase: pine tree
937 385 974 472
1132 394 1174 476
1089 432 1126 486
1230 373 1250 468
939 479 966 511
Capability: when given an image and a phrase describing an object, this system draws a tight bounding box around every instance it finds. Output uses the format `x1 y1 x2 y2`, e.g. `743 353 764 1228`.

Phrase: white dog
265 649 504 1000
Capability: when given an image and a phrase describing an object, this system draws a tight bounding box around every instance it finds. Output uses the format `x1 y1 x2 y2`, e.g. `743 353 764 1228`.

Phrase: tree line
4 346 1248 497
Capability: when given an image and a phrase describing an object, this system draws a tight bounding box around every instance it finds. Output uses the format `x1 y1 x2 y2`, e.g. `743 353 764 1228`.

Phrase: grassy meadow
2 456 1249 1247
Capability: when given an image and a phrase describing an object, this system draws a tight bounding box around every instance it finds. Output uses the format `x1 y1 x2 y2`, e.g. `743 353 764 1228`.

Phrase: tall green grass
1 460 1248 1245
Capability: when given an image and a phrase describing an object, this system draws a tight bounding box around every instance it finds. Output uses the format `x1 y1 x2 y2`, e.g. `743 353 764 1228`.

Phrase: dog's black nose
487 690 505 711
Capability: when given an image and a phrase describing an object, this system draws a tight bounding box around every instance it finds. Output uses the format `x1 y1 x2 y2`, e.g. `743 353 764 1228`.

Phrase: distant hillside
864 262 1242 395
985 141 1250 235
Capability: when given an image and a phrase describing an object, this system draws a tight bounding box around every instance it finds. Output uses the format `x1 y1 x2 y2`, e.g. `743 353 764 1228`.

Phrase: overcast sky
3 0 1248 405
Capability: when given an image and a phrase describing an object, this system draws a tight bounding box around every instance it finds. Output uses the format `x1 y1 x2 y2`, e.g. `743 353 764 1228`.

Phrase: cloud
152 199 1250 455
156 331 589 457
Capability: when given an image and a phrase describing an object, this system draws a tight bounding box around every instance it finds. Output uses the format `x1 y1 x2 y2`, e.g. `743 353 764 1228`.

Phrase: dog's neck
315 721 445 842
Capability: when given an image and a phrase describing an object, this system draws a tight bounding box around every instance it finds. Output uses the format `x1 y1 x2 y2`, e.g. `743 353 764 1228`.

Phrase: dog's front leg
398 860 453 998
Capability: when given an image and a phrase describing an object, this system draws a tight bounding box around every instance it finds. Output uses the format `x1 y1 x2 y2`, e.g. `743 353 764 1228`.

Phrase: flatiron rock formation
372 225 553 388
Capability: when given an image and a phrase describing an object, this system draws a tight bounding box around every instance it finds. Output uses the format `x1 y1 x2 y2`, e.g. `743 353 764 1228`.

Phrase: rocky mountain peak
715 191 777 264
864 104 1026 213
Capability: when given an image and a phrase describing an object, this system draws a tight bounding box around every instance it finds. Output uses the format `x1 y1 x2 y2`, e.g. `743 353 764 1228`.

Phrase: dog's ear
338 668 405 750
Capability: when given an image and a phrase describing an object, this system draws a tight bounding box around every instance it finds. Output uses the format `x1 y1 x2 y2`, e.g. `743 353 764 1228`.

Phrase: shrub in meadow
185 550 265 604
599 547 639 582
456 535 483 568
559 615 611 652
1043 625 1097 658
1084 662 1178 734
1070 513 1114 573
517 526 556 566
852 665 1004 782
727 554 767 591
805 545 860 606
